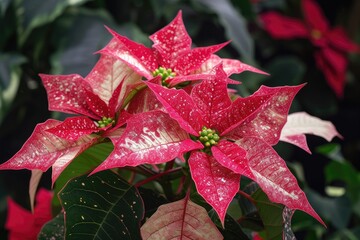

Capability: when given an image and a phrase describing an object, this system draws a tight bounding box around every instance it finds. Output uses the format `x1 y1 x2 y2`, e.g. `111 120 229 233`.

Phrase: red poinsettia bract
0 54 141 184
6 188 52 240
93 65 324 225
261 0 359 97
100 10 266 88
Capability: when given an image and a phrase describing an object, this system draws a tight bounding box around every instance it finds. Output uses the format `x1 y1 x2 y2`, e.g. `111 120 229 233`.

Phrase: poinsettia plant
260 0 359 98
0 10 342 239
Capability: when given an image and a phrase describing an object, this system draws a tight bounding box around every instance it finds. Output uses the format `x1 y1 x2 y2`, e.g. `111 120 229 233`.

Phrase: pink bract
0 54 140 184
261 0 359 97
99 11 266 87
6 188 53 240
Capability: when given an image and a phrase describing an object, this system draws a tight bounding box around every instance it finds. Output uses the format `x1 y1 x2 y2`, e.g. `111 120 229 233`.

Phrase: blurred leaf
209 209 250 240
52 142 113 211
256 0 286 9
317 143 345 162
230 0 255 20
197 0 254 61
298 75 338 117
252 188 284 240
50 8 115 76
264 56 305 87
325 159 360 203
0 0 11 15
38 211 65 240
306 188 352 229
17 0 90 45
238 183 264 231
328 227 360 240
0 53 26 124
59 170 144 239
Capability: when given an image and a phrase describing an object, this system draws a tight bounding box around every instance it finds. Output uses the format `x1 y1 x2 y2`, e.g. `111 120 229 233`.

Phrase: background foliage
0 0 359 239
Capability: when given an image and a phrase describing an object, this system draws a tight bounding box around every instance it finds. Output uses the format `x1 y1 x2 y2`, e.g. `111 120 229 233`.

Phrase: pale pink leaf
85 54 142 108
29 169 43 212
141 197 223 240
280 112 342 152
0 119 98 185
237 137 325 226
92 111 203 173
281 134 311 153
147 82 205 136
188 151 240 225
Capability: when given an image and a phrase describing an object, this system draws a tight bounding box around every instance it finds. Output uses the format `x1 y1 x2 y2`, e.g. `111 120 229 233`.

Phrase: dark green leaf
252 188 284 240
264 56 305 87
325 159 360 203
52 142 114 211
306 188 351 229
17 0 90 44
0 53 26 124
138 187 168 222
59 170 144 239
209 209 250 240
50 8 115 76
298 73 338 117
0 0 11 16
38 211 65 240
316 143 344 162
196 0 254 61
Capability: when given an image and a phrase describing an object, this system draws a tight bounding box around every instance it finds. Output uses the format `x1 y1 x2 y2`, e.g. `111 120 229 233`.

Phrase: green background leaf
38 211 65 240
59 170 144 239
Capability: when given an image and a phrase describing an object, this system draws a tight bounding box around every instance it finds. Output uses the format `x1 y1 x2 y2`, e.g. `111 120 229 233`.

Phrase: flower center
96 117 115 128
311 29 322 40
198 126 220 147
152 67 176 86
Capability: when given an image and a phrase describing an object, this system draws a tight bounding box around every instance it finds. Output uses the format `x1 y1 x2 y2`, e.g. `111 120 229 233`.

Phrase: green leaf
138 187 168 222
196 0 254 61
0 53 26 124
316 143 345 162
264 56 305 87
50 8 115 76
306 188 351 229
298 72 338 117
325 160 360 202
209 209 250 240
17 0 90 45
0 0 11 15
252 188 284 240
38 211 65 240
59 170 144 239
52 142 114 211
